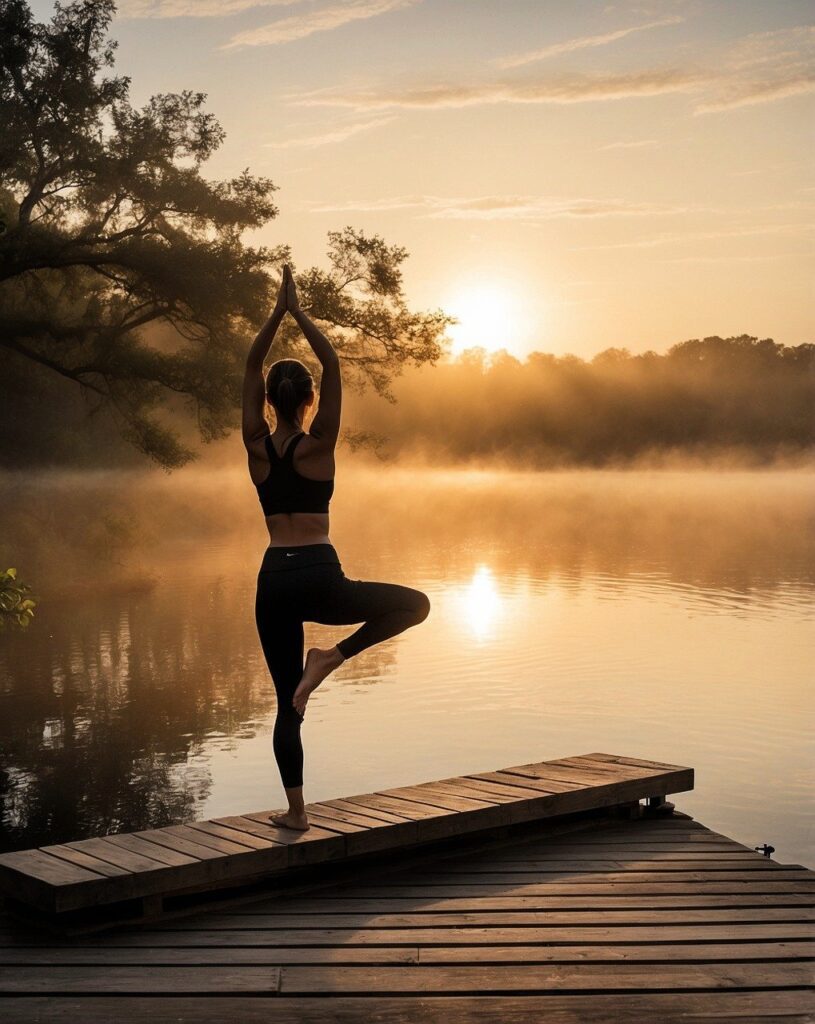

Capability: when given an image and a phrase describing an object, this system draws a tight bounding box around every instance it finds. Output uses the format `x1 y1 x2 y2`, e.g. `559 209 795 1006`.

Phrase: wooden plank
176 907 815 928
474 774 695 827
421 860 789 872
64 837 170 874
0 941 811 967
232 892 815 917
430 777 549 802
239 812 349 845
513 845 757 855
0 946 419 965
317 798 413 824
102 834 199 868
471 771 581 794
341 793 452 820
0 849 105 886
327 881 815 897
278 962 811 994
0 965 281 994
35 845 132 879
422 777 558 807
304 803 397 828
157 825 253 857
209 811 337 868
509 837 754 849
555 757 670 778
237 814 347 867
0 850 112 913
500 764 692 794
210 816 292 847
514 762 662 787
0 992 811 1024
419 942 815 964
467 849 762 860
296 814 369 835
184 822 283 850
380 785 499 812
65 923 815 946
132 829 225 861
585 752 689 772
542 828 745 842
375 870 813 885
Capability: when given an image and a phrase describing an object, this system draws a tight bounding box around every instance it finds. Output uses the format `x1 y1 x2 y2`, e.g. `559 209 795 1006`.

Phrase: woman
243 265 431 831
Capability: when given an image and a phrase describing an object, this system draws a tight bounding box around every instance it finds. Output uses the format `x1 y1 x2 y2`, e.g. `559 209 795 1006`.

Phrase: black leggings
255 543 430 789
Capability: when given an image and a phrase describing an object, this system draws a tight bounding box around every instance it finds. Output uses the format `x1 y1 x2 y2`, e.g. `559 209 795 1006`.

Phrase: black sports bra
255 432 334 516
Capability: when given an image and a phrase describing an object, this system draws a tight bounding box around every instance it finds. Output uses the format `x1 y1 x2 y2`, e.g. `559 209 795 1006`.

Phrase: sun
443 277 533 357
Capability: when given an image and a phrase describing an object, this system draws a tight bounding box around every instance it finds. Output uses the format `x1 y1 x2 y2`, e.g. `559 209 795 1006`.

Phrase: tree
0 0 453 467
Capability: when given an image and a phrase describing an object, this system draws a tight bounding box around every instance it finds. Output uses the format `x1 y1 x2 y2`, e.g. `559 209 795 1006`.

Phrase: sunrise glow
444 279 535 357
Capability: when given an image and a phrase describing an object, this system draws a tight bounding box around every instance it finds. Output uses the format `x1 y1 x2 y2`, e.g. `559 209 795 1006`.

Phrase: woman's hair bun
266 359 314 422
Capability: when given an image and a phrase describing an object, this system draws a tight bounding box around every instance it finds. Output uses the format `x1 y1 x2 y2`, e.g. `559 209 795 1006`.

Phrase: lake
1 465 813 866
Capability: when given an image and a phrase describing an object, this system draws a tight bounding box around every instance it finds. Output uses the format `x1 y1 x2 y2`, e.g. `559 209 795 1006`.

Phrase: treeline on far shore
342 334 814 467
2 334 813 471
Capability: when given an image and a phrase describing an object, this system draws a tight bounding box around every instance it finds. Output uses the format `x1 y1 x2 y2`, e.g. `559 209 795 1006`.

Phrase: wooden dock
0 751 692 927
1 752 813 1021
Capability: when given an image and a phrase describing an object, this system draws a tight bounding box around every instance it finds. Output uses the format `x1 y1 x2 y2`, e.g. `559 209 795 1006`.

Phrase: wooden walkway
1 753 813 1021
0 752 692 928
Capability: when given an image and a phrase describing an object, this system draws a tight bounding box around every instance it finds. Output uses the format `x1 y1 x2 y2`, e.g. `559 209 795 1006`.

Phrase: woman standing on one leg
243 265 430 831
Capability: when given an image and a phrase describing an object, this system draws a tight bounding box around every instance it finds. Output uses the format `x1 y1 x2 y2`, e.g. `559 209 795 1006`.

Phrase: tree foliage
0 567 36 629
0 0 452 467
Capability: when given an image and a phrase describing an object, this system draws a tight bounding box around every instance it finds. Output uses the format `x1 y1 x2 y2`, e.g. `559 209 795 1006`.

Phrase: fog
2 462 812 602
339 337 814 469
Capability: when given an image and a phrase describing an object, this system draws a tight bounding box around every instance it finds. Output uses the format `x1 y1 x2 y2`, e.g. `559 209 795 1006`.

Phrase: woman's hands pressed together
272 264 289 318
285 264 301 315
272 263 302 319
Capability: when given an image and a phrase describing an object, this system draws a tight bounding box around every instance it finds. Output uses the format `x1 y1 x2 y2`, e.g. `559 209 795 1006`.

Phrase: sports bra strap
284 431 306 459
265 431 305 461
282 430 303 458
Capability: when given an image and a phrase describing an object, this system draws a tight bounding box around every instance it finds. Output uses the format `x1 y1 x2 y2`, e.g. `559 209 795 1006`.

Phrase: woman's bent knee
413 590 431 623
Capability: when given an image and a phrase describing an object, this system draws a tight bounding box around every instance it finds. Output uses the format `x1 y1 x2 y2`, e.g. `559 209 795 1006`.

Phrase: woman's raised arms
287 272 342 449
241 267 288 449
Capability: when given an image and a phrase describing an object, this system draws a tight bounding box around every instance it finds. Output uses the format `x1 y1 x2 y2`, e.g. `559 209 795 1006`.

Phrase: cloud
599 138 659 150
696 24 815 112
287 68 707 109
117 0 300 16
300 193 689 221
223 0 420 49
573 222 815 251
265 115 395 148
695 72 815 113
656 252 799 264
491 16 683 70
284 23 814 115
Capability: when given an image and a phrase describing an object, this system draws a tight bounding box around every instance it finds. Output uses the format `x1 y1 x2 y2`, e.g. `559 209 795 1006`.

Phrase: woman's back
250 430 335 547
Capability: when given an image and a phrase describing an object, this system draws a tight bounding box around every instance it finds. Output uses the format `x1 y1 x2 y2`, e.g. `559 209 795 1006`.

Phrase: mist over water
1 464 813 865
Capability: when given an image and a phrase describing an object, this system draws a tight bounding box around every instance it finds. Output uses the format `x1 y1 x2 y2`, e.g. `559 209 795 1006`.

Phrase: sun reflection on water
456 564 503 641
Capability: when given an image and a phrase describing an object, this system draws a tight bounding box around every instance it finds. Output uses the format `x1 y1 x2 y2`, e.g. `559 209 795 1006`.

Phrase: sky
32 0 815 359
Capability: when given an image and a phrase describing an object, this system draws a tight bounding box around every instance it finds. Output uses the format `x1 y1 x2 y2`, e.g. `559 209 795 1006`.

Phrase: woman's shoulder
246 431 273 484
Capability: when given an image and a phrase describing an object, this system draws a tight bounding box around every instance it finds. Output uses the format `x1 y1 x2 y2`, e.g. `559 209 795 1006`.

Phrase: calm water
1 466 813 865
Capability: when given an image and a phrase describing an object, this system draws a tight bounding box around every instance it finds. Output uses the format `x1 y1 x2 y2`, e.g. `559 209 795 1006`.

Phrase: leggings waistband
259 543 341 573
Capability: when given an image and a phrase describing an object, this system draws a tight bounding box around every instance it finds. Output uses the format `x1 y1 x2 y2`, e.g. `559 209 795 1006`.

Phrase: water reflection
455 565 504 641
0 467 812 864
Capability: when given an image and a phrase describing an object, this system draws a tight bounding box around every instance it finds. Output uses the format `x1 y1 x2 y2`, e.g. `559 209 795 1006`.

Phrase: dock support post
645 795 675 816
613 800 642 820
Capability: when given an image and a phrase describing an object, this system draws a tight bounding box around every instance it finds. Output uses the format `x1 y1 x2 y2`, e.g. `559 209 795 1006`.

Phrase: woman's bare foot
269 809 310 831
292 646 345 716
